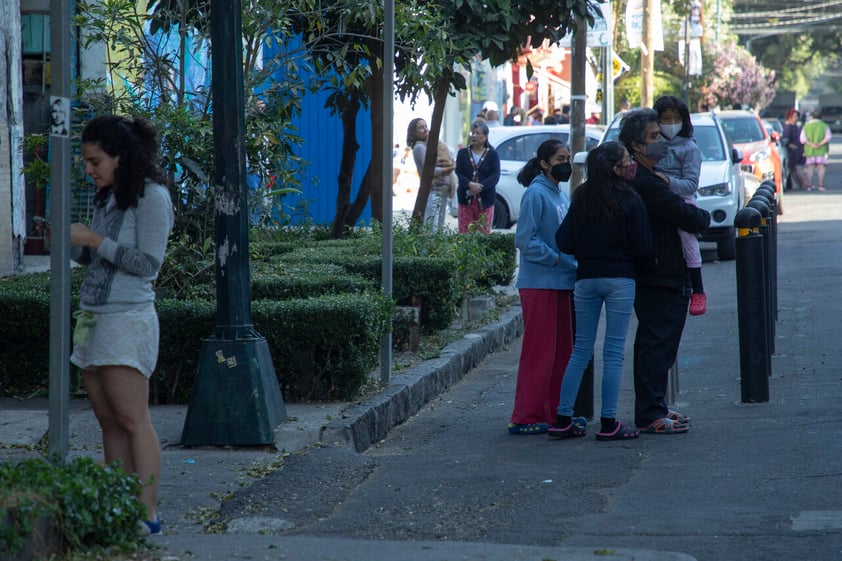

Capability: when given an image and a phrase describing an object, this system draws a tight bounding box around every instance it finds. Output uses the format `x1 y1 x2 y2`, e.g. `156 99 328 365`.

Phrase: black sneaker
548 417 587 439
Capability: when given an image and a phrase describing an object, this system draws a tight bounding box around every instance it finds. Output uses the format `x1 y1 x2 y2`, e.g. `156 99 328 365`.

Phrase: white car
601 112 745 260
478 125 603 229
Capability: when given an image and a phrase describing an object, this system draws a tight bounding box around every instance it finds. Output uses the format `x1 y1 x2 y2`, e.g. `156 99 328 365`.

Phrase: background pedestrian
455 121 500 233
407 118 456 230
800 110 831 191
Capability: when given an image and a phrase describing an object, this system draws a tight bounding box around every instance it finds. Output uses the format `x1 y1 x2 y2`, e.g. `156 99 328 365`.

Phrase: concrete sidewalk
0 304 694 561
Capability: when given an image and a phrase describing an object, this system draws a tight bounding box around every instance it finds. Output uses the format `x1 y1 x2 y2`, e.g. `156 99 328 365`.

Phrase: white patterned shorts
70 303 160 378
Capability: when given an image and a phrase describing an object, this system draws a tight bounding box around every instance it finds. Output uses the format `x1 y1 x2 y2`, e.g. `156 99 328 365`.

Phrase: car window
496 133 566 161
602 127 619 143
693 126 725 161
720 118 765 143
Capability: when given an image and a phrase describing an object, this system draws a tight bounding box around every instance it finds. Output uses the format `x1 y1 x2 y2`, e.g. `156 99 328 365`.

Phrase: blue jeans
557 277 636 419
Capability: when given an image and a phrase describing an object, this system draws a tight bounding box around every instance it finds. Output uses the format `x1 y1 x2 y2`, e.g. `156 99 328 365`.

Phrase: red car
717 110 783 213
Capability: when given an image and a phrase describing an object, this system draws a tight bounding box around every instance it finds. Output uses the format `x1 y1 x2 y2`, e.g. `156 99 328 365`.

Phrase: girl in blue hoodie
508 139 578 435
654 95 706 316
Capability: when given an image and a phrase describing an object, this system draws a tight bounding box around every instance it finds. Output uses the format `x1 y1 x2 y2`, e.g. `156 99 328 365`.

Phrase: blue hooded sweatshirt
514 173 577 290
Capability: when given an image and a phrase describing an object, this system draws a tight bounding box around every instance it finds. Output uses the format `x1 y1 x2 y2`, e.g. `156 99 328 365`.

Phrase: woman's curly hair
82 115 167 210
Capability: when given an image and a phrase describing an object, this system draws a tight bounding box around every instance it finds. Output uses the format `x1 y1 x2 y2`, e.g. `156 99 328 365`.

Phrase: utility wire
731 0 842 19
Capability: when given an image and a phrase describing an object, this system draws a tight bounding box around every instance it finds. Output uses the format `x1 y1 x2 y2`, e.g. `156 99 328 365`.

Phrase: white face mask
659 123 682 140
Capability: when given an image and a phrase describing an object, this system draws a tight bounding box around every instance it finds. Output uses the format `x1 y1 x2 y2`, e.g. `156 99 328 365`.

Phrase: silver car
481 125 603 229
601 112 745 260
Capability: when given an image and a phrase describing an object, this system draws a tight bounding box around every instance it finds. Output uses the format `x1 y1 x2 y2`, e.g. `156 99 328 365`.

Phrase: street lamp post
181 0 287 446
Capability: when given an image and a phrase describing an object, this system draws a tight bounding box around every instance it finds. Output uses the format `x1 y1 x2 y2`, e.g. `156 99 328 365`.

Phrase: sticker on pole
50 96 71 138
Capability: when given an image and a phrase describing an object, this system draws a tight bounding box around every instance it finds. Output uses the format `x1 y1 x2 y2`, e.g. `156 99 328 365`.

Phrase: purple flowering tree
699 39 775 110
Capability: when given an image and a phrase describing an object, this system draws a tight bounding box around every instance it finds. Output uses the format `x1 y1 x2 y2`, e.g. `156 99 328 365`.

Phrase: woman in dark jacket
782 108 807 191
455 121 500 233
551 141 652 441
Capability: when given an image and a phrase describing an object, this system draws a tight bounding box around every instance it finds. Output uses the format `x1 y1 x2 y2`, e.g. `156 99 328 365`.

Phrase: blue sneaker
141 516 163 536
507 422 549 435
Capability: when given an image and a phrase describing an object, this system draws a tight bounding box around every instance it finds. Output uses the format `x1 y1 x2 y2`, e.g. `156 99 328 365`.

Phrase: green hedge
252 293 393 401
280 247 459 332
1 231 515 403
250 262 372 301
152 292 393 403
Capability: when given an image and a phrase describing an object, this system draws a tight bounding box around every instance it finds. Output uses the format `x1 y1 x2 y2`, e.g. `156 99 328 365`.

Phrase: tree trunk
411 76 451 226
368 63 385 223
330 91 361 239
343 43 385 229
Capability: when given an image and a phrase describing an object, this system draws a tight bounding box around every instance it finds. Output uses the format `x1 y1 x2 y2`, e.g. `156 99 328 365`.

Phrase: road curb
320 306 524 452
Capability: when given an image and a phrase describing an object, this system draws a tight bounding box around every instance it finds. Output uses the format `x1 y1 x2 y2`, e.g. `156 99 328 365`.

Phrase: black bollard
747 198 775 357
735 207 770 402
755 185 779 321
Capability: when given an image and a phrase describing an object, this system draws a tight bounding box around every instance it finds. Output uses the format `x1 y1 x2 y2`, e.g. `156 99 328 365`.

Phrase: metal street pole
641 0 655 107
48 0 73 461
682 11 691 104
570 16 587 190
181 0 287 446
380 0 394 385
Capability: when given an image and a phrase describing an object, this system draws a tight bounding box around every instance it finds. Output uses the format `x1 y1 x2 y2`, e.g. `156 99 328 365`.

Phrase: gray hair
471 121 490 136
618 108 659 149
470 120 491 148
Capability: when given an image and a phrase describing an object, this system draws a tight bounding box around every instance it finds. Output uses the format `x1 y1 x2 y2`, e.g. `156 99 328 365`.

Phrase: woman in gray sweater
70 114 174 536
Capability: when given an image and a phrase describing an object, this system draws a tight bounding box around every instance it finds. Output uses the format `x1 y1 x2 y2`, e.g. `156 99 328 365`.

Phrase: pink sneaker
689 293 707 316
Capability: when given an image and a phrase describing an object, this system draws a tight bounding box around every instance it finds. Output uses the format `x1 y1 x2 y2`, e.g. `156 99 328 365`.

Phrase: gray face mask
659 123 682 140
646 138 670 162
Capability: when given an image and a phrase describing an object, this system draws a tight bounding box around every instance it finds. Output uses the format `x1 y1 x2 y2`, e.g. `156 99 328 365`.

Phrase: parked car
471 125 603 229
716 110 783 214
601 111 745 260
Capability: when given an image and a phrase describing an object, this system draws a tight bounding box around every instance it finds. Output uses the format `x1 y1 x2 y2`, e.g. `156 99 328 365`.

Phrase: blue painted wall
264 41 373 227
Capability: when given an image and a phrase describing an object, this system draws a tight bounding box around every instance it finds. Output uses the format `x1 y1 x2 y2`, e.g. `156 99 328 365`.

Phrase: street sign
558 2 612 48
613 53 630 79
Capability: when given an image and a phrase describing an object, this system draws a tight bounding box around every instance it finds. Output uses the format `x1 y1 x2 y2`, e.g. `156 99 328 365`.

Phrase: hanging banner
678 0 704 76
625 0 664 52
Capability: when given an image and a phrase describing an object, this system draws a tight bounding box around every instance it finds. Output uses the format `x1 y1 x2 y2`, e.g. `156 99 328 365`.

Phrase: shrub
250 262 372 300
0 456 145 556
253 292 393 401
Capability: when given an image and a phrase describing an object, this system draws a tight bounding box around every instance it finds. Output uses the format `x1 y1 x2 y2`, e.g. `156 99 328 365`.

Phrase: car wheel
493 197 511 229
717 230 737 261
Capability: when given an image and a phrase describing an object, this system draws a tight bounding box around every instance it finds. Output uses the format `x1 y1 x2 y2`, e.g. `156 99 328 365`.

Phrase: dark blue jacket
455 146 500 209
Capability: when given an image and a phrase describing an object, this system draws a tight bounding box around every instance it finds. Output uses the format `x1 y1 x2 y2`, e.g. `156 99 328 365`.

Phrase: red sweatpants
510 288 573 425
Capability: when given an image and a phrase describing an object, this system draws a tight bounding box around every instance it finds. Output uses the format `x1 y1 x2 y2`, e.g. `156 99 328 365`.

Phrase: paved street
208 141 842 561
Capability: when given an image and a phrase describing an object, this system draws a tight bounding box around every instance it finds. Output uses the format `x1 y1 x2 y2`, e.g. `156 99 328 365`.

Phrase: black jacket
631 164 711 291
556 186 652 280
